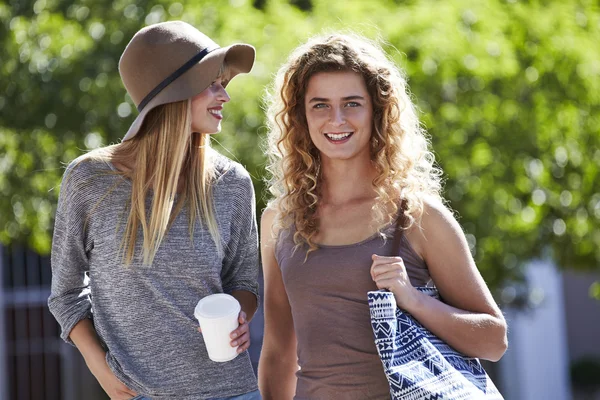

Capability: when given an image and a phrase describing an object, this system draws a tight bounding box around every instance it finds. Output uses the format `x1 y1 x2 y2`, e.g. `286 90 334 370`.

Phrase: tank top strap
390 210 433 288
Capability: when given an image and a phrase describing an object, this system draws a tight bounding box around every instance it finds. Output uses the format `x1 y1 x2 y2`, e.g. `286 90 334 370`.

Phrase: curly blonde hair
265 33 442 253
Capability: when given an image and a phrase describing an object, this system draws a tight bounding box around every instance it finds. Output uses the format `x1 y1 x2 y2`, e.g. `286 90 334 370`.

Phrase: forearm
69 318 108 372
258 351 298 400
69 316 138 398
406 291 507 361
231 290 258 322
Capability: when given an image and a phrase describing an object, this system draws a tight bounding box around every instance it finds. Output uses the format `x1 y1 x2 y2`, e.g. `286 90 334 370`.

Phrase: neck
320 155 377 206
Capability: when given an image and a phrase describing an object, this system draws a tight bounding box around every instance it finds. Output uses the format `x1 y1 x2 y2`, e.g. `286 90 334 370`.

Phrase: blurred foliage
1 0 599 294
590 281 600 300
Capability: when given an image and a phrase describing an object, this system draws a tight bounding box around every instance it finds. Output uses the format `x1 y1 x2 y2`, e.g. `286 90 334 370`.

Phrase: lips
208 106 223 120
324 132 353 143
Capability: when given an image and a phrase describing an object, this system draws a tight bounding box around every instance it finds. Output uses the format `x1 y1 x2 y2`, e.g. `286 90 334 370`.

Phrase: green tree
1 0 599 296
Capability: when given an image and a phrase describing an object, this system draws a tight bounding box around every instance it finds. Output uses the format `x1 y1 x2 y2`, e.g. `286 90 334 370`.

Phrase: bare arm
231 290 258 322
70 319 138 399
258 209 298 400
372 197 507 361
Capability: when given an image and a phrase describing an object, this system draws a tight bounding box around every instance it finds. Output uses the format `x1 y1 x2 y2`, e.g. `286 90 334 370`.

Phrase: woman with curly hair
258 33 507 399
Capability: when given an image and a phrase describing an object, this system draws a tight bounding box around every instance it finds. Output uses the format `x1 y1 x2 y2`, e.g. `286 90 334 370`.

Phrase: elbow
485 317 508 362
486 336 508 363
258 354 296 400
259 346 298 383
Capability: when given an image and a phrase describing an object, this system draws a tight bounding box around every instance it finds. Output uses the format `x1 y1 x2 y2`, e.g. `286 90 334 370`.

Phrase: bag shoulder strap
391 199 408 251
391 200 437 290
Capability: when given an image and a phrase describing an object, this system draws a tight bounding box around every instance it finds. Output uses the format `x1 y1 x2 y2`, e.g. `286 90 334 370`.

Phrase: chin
321 150 365 161
192 124 222 135
208 125 222 135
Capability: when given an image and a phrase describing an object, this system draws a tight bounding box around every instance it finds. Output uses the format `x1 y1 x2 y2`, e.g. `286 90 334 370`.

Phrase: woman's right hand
69 319 139 399
90 358 138 400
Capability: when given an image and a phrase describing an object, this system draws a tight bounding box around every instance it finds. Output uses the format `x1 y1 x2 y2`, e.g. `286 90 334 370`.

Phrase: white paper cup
194 293 241 362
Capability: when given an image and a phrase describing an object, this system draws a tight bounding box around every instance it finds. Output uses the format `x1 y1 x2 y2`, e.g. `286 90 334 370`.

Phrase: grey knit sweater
48 152 259 399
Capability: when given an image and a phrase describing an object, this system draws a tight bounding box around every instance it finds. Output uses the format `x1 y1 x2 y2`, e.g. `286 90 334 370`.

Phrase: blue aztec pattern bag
368 288 503 400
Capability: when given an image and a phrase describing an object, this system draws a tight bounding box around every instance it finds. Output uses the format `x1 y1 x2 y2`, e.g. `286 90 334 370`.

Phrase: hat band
137 45 220 112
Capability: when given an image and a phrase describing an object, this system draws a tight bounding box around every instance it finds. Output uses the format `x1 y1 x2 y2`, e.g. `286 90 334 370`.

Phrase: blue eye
346 102 360 107
313 103 328 109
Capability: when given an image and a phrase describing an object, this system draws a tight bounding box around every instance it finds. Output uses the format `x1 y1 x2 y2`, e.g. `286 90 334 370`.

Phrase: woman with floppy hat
48 21 261 400
258 33 507 399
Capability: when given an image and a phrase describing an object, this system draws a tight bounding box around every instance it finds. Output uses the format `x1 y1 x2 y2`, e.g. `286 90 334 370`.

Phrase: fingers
371 261 405 277
373 270 405 282
110 381 137 399
115 375 137 396
122 388 138 397
231 330 251 353
373 271 406 289
230 311 250 353
370 254 404 272
237 339 251 353
115 390 137 400
230 322 249 340
371 254 403 263
370 254 405 280
231 312 249 340
373 278 394 290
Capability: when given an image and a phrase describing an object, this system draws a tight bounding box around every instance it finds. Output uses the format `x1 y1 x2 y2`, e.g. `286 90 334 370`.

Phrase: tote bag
367 288 503 399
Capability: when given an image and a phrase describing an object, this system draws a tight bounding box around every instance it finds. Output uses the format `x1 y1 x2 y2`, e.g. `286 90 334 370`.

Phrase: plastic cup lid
194 294 240 319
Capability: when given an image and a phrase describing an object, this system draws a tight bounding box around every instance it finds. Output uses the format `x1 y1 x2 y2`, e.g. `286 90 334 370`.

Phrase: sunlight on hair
70 100 223 265
264 32 443 256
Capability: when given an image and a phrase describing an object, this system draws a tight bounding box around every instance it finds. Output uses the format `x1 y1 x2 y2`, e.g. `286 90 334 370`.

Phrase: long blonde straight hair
80 99 222 265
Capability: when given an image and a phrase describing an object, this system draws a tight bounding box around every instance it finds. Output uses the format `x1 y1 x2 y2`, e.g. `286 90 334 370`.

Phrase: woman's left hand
370 254 419 310
230 311 251 354
197 311 251 354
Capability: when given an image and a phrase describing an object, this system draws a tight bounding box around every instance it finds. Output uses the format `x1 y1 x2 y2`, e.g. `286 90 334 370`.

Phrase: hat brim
122 43 255 142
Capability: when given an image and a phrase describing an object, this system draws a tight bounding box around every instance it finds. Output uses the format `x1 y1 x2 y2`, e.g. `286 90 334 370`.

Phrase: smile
208 107 223 120
324 132 353 142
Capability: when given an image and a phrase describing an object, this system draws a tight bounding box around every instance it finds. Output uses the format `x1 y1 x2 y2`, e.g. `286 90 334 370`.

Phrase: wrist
84 348 108 375
396 285 421 312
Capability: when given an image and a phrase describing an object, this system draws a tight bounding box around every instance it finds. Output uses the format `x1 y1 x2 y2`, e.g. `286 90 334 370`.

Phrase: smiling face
190 77 230 134
304 71 373 162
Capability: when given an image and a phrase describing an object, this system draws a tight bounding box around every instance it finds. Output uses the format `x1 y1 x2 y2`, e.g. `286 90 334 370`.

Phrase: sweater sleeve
47 162 94 345
220 168 260 304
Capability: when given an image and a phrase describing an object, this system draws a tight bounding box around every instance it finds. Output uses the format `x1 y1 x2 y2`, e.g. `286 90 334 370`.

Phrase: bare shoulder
404 196 463 258
420 196 459 231
261 206 277 229
260 206 279 247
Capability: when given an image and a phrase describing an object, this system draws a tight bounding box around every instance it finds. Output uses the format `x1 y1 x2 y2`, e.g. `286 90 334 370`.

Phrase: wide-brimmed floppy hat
119 21 255 141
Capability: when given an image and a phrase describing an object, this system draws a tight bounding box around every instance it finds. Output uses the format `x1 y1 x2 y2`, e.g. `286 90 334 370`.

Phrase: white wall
563 270 600 362
499 260 572 400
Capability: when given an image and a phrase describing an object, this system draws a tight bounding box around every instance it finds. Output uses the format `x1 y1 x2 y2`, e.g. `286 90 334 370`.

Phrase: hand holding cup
194 294 243 362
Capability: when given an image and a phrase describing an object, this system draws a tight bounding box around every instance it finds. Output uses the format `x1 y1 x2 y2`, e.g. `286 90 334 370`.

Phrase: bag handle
391 199 407 254
391 200 436 290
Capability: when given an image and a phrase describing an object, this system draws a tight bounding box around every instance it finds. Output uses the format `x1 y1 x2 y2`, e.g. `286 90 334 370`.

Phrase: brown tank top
275 220 431 400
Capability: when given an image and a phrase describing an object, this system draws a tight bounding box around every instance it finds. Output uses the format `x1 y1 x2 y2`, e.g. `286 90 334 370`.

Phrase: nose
216 84 230 103
330 107 346 126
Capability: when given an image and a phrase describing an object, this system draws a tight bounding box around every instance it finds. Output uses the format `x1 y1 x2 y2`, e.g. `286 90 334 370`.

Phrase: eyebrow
308 95 366 103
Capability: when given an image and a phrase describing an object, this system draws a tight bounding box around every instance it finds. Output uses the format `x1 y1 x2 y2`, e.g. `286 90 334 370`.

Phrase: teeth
325 132 352 141
208 109 222 116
